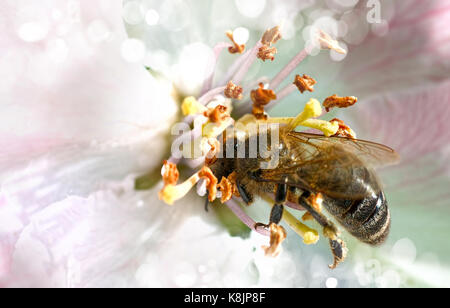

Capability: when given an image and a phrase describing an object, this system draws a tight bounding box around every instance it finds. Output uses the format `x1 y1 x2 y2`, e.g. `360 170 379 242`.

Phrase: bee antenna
204 190 210 212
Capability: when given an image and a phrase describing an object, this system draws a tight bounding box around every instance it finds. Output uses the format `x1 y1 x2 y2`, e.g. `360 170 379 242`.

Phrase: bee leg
254 205 285 230
254 179 287 229
298 192 335 230
204 190 210 212
236 178 253 205
298 192 347 269
271 178 288 224
259 180 289 257
328 238 347 270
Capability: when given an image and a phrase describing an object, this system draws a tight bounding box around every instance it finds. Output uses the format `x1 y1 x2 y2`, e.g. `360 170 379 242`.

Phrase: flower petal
0 0 178 283
0 0 177 161
339 80 450 269
340 0 450 97
344 80 450 203
0 176 362 287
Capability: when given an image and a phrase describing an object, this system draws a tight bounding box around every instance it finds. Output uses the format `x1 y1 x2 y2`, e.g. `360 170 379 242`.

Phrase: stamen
224 81 243 100
261 195 319 245
225 199 270 236
242 76 271 95
168 117 206 165
261 98 339 136
219 49 251 86
203 105 229 124
236 113 258 126
299 119 339 137
257 45 277 62
293 74 316 93
181 96 207 116
282 209 319 245
158 24 361 261
263 74 316 113
231 77 271 117
230 25 281 84
251 83 277 120
330 118 357 139
261 26 282 46
269 30 343 92
217 177 232 203
226 30 246 54
323 94 358 112
262 117 338 137
200 42 232 95
159 165 217 205
198 86 227 105
217 172 239 203
265 84 297 110
198 166 218 202
161 160 179 185
196 178 207 197
269 46 312 91
262 223 287 257
257 26 282 62
232 42 263 84
287 98 323 131
188 135 222 167
204 138 220 166
202 117 234 138
159 172 200 205
317 30 346 54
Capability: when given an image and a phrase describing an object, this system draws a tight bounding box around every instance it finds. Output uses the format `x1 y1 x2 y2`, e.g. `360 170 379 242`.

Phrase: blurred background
1 0 450 287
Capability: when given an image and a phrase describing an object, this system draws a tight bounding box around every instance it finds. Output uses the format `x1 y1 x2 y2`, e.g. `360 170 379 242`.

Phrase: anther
217 173 240 203
226 30 246 54
203 105 229 124
161 160 179 185
323 94 358 112
262 223 287 257
261 26 282 46
257 45 277 62
181 96 207 116
198 166 219 202
293 74 316 93
224 81 243 99
251 83 277 120
330 118 357 139
204 138 220 166
317 30 346 54
257 26 282 61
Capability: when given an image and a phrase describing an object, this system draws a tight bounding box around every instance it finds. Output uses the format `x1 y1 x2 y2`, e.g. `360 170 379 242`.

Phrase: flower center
157 25 359 258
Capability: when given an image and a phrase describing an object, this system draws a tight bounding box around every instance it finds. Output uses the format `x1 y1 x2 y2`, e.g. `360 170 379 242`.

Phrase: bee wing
258 132 399 200
287 132 400 168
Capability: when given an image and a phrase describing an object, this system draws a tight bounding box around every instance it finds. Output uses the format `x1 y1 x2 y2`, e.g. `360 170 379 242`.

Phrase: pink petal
0 0 177 284
0 0 177 162
343 80 450 207
341 0 450 97
0 180 266 287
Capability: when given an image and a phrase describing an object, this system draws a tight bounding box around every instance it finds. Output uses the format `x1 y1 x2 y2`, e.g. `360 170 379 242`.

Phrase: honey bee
209 127 399 268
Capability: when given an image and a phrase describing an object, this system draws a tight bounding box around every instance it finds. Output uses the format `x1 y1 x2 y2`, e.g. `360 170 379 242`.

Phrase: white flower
1 0 450 288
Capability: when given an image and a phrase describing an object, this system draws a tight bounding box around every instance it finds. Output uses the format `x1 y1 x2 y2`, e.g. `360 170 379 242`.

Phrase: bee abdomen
324 191 391 245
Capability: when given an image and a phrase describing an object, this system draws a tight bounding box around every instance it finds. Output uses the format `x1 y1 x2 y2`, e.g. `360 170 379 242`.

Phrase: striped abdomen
323 181 391 246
